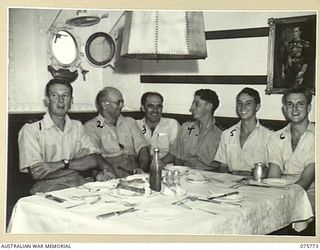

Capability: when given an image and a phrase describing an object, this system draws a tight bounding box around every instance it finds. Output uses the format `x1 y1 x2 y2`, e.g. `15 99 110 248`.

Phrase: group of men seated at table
18 78 315 218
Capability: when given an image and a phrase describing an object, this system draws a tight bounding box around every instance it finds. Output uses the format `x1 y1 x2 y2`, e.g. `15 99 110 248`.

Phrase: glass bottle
149 148 163 191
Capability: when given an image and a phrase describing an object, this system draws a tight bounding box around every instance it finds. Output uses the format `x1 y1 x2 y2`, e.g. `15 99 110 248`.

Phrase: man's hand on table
133 168 144 174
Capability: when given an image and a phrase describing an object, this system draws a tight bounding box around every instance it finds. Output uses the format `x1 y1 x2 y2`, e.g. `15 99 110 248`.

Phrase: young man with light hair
18 79 115 194
267 86 315 212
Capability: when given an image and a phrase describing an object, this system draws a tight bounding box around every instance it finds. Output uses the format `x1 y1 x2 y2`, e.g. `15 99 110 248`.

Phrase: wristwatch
63 159 70 170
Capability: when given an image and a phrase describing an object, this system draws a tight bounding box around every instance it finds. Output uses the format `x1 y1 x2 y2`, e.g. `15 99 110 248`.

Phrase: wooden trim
141 75 267 84
205 27 269 40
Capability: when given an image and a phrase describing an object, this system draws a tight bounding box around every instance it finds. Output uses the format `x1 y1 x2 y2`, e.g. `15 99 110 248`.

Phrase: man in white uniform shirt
267 86 315 214
137 92 180 164
18 79 115 194
215 87 272 176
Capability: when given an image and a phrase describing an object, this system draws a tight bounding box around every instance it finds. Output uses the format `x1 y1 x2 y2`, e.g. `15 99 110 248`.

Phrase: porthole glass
51 30 78 66
85 32 115 67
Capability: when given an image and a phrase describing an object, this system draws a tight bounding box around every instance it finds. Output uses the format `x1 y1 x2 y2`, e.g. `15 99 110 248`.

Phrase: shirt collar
141 117 163 128
235 119 261 130
98 113 124 127
194 117 216 130
43 111 71 131
284 121 314 135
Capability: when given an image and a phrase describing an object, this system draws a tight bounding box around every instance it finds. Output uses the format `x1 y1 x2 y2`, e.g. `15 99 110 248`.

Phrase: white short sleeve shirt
18 112 100 173
136 117 180 158
214 120 273 172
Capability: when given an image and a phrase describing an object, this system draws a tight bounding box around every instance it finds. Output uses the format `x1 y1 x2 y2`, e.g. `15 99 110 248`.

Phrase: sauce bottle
149 148 162 191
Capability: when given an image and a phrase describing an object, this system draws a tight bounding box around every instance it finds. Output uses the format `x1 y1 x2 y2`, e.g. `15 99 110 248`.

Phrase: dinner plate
164 165 190 175
214 194 246 203
136 208 182 221
161 187 187 198
125 174 148 181
186 172 208 184
262 178 293 187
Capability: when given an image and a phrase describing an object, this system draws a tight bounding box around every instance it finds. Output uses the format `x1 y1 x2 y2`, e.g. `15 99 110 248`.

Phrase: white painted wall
9 9 316 122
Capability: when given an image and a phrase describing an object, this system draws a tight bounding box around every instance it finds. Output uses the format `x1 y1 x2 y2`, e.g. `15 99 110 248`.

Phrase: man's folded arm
28 153 116 180
296 162 315 191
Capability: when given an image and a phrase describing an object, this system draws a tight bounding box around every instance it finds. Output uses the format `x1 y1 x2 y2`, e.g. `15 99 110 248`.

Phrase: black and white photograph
5 6 317 241
266 14 316 94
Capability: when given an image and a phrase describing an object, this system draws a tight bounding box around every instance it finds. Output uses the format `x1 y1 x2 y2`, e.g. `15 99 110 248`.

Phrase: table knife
191 197 242 207
208 191 239 200
96 207 138 220
246 183 271 188
36 192 66 203
246 183 289 190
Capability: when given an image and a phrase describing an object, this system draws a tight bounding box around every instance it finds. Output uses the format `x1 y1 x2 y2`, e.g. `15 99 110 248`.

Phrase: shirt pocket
154 133 170 152
249 144 266 164
101 134 121 154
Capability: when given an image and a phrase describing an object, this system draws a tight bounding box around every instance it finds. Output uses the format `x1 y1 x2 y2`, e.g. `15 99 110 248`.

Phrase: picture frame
266 14 316 94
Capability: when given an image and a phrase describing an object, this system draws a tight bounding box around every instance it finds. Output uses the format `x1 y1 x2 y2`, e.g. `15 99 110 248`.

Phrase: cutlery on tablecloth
171 197 189 205
70 194 101 201
206 177 224 183
36 192 66 203
208 191 239 200
186 196 242 207
233 177 249 183
177 202 218 215
246 183 290 190
96 207 138 220
65 196 102 209
172 196 241 207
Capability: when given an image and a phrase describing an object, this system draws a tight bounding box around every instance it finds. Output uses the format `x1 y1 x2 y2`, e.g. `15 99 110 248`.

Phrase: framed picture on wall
266 14 316 94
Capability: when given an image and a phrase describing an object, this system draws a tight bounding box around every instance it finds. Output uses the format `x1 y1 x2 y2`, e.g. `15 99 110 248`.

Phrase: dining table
7 167 314 235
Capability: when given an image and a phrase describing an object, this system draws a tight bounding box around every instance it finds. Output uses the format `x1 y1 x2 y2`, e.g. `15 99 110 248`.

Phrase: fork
186 196 242 207
66 196 102 209
70 194 101 201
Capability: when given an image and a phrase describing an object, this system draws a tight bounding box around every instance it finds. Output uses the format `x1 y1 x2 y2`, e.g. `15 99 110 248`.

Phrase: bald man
84 87 150 178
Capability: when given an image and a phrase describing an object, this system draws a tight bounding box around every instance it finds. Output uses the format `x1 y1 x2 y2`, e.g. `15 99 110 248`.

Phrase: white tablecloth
7 172 314 235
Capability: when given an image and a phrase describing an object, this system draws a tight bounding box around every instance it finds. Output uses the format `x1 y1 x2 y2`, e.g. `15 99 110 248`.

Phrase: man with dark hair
18 79 115 194
84 87 150 177
215 87 272 175
137 92 180 164
267 86 315 213
171 89 222 170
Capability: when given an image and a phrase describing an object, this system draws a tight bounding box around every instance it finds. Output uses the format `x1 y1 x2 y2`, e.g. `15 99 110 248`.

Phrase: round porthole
85 32 115 67
50 30 79 66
